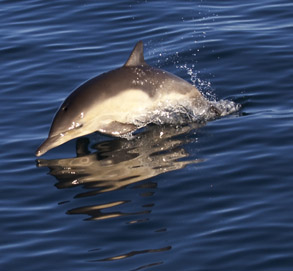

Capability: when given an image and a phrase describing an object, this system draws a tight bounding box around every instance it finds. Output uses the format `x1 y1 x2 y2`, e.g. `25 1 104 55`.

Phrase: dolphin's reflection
37 124 203 220
36 125 205 264
37 125 202 192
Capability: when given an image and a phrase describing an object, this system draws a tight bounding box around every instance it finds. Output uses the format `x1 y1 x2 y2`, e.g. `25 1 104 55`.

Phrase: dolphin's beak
36 125 89 156
35 135 62 157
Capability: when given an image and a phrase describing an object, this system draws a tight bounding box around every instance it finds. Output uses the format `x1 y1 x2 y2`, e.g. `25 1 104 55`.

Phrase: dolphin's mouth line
68 122 83 131
50 123 84 138
36 123 87 156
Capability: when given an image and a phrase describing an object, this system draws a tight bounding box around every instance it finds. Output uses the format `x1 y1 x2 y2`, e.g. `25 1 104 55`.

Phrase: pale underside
36 88 205 157
83 88 206 135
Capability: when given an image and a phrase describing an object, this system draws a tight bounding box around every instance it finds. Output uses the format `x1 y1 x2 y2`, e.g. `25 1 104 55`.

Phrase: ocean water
1 0 293 270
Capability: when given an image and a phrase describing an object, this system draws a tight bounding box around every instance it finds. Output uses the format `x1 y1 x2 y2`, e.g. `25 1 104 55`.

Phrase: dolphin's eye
62 106 68 112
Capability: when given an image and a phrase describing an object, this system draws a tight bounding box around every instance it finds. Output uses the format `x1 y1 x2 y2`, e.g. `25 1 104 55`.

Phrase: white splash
130 96 240 131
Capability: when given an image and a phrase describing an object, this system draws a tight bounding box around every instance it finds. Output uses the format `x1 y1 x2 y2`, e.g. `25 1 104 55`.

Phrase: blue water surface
1 0 293 270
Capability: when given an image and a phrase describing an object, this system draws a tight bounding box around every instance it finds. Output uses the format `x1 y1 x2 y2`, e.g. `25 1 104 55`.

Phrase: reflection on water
37 124 203 221
37 124 202 262
96 246 172 262
36 125 202 264
37 124 202 194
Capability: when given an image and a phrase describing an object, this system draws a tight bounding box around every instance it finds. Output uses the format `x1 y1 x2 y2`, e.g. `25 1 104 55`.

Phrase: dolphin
36 41 219 157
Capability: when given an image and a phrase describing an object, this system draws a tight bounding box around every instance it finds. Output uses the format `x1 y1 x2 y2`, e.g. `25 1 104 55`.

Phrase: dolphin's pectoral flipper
100 121 138 136
76 138 90 157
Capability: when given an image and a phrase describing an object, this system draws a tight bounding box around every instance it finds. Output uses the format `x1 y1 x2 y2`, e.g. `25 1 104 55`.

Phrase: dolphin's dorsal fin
124 41 146 67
